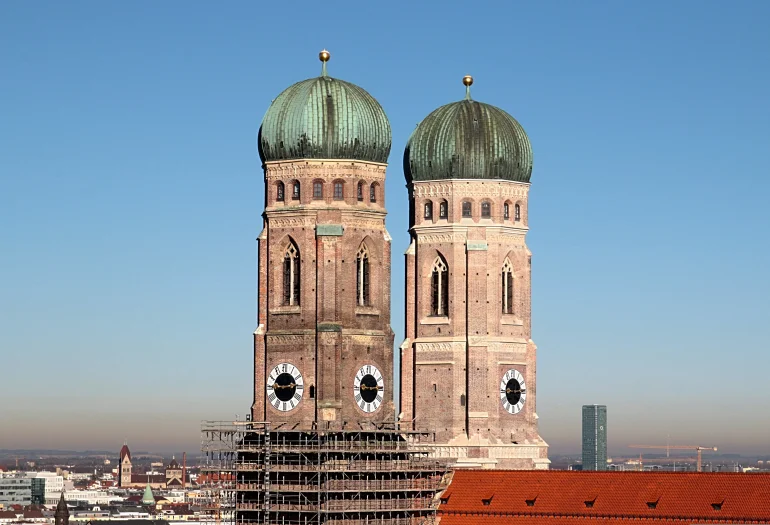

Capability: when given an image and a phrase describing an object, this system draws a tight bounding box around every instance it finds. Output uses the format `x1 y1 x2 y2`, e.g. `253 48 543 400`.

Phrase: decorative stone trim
466 241 488 251
412 180 530 199
316 224 344 236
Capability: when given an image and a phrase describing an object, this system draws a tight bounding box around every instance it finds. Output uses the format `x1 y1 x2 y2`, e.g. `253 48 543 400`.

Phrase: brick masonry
401 179 549 469
252 159 395 427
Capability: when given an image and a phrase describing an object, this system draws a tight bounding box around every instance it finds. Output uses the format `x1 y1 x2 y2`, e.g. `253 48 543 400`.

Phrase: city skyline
2 1 770 455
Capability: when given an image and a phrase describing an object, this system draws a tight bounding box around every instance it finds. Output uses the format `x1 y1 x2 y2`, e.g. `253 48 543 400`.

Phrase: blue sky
1 1 769 456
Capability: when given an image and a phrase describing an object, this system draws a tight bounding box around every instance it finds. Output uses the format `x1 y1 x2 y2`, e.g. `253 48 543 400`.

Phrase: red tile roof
438 470 770 523
120 444 131 460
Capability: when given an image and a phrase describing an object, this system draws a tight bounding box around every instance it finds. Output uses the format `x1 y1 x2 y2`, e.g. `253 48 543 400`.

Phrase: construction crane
629 444 718 472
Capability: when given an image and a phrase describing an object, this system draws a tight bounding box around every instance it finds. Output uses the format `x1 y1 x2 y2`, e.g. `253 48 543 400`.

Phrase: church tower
252 51 395 427
118 443 131 487
400 76 549 468
55 493 69 525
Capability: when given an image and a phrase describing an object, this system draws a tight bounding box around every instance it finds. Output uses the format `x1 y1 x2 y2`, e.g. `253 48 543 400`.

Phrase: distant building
117 444 183 489
25 471 64 498
0 476 32 506
582 404 607 471
29 477 45 505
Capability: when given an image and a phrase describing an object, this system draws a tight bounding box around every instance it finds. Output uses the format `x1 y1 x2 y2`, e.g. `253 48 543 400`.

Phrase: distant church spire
55 493 69 525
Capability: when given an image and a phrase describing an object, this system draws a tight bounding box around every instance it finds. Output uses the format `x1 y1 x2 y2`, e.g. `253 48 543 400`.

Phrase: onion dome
404 75 532 183
259 50 391 164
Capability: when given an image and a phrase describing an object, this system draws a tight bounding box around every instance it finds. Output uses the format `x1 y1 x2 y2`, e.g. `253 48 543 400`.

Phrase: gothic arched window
283 242 301 306
501 258 514 314
292 181 300 200
357 181 364 201
504 202 510 220
356 244 370 306
481 201 491 218
313 181 323 200
277 182 285 202
431 256 449 316
424 201 433 220
370 183 378 203
515 203 521 221
439 200 448 219
462 201 472 218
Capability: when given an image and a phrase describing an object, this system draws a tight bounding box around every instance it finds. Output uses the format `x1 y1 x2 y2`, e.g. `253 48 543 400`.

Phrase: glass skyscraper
582 404 607 470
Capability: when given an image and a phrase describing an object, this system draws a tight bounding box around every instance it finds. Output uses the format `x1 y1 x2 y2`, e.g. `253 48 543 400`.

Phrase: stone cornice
264 159 387 180
411 179 530 199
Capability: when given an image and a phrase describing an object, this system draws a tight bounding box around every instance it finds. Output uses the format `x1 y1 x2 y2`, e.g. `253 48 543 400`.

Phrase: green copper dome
404 87 532 183
258 73 391 164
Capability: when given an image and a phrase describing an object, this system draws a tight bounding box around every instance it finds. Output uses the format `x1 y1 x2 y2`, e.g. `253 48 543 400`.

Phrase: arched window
515 203 521 221
439 200 448 219
424 201 433 220
431 256 449 316
481 201 491 218
292 181 300 200
309 385 315 399
370 183 378 203
462 201 472 218
277 182 285 202
357 182 364 201
333 181 344 200
356 244 370 306
504 203 510 220
313 181 323 200
501 258 514 314
283 242 301 306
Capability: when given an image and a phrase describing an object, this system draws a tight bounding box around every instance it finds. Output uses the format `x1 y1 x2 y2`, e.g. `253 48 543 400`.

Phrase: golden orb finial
319 49 331 77
463 75 473 100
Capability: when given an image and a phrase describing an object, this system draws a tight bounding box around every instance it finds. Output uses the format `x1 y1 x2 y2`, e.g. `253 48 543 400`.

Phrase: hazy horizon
2 1 769 457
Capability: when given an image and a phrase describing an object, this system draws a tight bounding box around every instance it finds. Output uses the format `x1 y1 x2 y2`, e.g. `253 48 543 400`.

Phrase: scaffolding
201 420 449 525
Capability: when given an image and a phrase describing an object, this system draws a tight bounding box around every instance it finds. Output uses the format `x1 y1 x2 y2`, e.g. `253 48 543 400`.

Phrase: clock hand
274 383 296 389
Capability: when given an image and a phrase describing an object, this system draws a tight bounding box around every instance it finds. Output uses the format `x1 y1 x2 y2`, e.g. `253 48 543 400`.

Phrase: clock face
353 364 384 413
266 363 303 412
500 369 526 415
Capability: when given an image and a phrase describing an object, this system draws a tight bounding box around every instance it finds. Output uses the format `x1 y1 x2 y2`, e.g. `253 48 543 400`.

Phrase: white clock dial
500 368 526 415
353 364 384 413
266 362 303 412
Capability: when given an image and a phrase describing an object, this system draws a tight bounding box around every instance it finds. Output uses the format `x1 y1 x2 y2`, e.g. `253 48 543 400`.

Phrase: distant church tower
118 443 132 487
251 51 395 426
55 493 69 525
400 76 549 468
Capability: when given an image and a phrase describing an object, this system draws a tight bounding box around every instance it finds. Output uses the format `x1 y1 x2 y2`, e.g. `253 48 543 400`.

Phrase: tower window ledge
272 306 302 315
501 316 523 326
355 306 380 316
421 316 450 325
